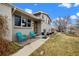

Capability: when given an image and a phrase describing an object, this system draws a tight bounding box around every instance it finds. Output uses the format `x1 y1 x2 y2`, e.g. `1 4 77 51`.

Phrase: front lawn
30 33 79 56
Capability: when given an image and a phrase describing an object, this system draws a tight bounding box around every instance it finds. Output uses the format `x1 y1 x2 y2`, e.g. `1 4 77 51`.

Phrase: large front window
14 14 31 27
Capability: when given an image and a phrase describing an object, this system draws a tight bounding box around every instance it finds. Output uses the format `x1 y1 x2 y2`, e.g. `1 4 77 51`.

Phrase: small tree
54 17 67 32
53 16 71 32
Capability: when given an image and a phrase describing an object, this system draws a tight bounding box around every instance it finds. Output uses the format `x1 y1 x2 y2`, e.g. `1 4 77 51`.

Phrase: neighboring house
34 11 52 34
0 3 52 41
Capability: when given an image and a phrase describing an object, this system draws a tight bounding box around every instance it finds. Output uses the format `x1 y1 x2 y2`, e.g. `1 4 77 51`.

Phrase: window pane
15 15 21 26
28 19 31 27
22 19 26 27
28 19 31 23
28 23 31 27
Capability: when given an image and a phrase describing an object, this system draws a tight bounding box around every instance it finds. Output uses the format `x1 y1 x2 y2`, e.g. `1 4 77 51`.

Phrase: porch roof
12 8 42 21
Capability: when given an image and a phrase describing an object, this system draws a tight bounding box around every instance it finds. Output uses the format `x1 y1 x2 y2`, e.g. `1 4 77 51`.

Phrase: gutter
11 7 42 21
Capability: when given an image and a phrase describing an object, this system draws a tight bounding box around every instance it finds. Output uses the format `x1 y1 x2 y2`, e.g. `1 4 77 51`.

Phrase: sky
15 3 79 25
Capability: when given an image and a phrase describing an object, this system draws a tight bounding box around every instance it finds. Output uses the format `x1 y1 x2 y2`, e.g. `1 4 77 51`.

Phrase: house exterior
0 3 52 41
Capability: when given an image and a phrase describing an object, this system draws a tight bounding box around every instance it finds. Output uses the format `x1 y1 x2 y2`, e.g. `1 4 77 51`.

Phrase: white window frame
14 14 32 29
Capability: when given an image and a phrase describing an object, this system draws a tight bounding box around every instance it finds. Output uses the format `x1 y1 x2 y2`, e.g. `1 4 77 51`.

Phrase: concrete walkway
11 37 49 56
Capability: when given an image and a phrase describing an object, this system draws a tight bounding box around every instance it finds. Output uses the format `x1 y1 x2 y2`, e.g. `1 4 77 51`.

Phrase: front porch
17 37 40 46
13 20 42 46
12 8 42 43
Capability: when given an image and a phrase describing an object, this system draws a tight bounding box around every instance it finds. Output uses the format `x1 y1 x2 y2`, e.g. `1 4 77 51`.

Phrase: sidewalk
11 37 49 56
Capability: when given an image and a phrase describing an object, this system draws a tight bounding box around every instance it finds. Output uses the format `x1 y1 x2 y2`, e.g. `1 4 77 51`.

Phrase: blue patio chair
16 32 27 42
29 31 36 38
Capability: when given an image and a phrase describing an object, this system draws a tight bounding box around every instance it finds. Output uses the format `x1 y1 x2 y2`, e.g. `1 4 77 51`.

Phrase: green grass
30 33 79 56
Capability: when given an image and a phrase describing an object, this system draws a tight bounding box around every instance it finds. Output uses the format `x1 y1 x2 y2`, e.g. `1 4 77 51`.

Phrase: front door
34 21 38 34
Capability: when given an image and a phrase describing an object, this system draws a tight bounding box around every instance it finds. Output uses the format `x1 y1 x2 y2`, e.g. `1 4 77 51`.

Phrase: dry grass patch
30 33 79 56
0 38 22 56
